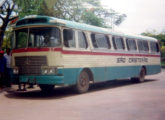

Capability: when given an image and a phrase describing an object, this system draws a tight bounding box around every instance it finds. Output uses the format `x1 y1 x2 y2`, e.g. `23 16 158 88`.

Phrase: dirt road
0 69 165 120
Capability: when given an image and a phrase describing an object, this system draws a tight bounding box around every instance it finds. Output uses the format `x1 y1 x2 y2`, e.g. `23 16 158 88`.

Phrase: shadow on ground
5 79 157 100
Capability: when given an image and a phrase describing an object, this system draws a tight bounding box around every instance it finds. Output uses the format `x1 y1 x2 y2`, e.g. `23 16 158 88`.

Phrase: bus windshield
15 27 61 48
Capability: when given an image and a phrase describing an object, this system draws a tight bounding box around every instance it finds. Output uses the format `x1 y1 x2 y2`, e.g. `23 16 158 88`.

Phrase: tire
39 84 54 92
131 68 146 83
75 70 90 94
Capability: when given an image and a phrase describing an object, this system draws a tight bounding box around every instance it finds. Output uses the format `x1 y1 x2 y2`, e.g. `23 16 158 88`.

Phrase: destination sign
117 57 148 63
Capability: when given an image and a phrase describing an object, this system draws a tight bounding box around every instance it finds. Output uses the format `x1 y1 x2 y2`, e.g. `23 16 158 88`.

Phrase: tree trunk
0 21 9 50
0 1 15 50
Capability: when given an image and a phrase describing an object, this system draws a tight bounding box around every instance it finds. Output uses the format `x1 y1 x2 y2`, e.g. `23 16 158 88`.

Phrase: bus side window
143 41 149 52
137 40 149 52
91 33 110 49
78 31 88 49
91 33 98 48
63 29 75 48
28 34 34 47
95 34 110 49
150 42 160 53
137 40 143 52
112 36 125 50
126 38 137 51
156 43 160 52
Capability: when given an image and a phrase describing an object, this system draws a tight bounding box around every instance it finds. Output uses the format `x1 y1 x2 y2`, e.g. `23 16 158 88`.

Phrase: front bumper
15 75 64 85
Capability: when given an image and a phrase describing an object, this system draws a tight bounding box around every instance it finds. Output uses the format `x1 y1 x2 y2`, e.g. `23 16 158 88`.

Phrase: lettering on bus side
116 57 148 63
117 58 126 63
128 58 148 63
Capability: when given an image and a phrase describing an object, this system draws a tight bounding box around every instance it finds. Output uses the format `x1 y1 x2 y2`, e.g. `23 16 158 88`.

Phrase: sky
101 0 165 34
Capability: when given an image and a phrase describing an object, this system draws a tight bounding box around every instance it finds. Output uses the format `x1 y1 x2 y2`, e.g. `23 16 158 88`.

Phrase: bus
12 15 161 93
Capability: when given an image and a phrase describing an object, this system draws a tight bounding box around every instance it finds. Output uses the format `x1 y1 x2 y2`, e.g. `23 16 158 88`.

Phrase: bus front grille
15 56 47 75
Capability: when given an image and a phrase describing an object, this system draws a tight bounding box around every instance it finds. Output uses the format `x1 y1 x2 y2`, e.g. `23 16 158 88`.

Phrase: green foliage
0 0 127 49
161 46 165 57
2 29 13 49
82 10 105 27
14 0 126 27
38 0 58 16
16 32 27 48
142 31 165 57
141 32 165 46
14 0 44 18
0 0 15 49
161 61 165 67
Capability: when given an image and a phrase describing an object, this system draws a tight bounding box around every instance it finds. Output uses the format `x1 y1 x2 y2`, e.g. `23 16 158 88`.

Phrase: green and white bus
12 15 161 93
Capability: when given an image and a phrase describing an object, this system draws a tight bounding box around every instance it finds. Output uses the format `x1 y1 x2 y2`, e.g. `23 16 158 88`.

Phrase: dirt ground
0 69 165 120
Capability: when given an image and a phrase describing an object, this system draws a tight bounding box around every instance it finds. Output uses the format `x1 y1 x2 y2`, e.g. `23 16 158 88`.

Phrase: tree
161 46 165 57
141 32 165 46
38 0 57 16
142 31 165 57
0 0 15 50
0 0 127 49
81 9 105 27
2 28 13 49
38 0 82 20
15 0 126 27
14 0 43 18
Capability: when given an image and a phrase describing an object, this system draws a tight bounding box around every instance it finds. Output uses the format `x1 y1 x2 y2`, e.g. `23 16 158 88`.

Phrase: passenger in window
43 34 51 47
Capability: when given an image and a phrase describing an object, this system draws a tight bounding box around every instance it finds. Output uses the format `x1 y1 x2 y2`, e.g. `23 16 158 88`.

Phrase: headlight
13 67 19 74
41 67 57 75
49 68 55 74
42 68 48 74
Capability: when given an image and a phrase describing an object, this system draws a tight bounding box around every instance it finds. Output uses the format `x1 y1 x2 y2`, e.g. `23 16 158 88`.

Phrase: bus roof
15 15 157 42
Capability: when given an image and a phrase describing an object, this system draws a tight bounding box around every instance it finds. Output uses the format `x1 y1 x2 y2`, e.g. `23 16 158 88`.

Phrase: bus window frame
15 28 29 49
14 26 62 49
112 36 125 51
149 41 160 53
76 30 89 50
90 32 111 50
62 28 76 49
108 35 114 50
137 39 149 53
126 38 138 52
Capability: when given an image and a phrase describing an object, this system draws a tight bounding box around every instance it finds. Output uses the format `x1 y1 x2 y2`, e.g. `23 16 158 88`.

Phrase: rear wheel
39 84 54 92
75 70 90 93
131 68 146 83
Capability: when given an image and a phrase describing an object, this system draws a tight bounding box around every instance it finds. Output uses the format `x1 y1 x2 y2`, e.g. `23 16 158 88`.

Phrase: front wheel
39 84 55 92
131 68 146 83
75 70 90 94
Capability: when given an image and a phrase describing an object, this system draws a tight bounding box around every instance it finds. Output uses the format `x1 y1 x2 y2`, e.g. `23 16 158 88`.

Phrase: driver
44 34 50 46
